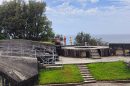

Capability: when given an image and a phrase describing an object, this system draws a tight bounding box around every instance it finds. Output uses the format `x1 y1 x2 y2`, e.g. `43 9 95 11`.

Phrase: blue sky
43 0 130 35
1 0 130 36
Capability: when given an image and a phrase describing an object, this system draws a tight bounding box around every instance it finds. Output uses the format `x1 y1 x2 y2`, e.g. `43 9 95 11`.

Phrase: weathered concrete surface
56 56 130 64
62 46 109 50
0 56 38 82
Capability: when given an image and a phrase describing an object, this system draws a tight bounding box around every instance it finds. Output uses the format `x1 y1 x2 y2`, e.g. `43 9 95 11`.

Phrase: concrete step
80 71 90 74
84 77 95 80
84 80 96 83
80 71 90 73
78 66 88 68
79 67 88 69
77 64 87 67
45 66 63 69
82 75 93 78
84 79 96 81
44 64 62 66
79 68 89 70
77 64 86 66
82 73 91 75
77 65 87 67
81 73 91 76
79 69 89 71
80 69 90 73
77 64 96 84
91 56 101 59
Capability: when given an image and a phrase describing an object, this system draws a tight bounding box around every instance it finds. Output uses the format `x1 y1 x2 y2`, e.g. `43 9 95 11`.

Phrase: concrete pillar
5 79 9 86
1 76 11 86
2 77 4 86
100 49 103 57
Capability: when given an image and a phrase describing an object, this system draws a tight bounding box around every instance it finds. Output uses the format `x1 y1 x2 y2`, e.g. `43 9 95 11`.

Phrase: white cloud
112 0 130 6
46 2 124 17
90 0 99 3
77 0 99 3
0 0 42 4
120 0 130 3
46 2 99 16
42 0 130 35
46 0 99 8
77 0 99 7
46 5 130 35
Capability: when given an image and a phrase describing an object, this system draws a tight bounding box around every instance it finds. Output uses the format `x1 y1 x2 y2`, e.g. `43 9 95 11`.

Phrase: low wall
59 46 110 58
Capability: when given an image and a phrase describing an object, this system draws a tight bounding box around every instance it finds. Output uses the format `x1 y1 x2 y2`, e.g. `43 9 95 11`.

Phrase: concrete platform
62 46 109 50
56 56 130 64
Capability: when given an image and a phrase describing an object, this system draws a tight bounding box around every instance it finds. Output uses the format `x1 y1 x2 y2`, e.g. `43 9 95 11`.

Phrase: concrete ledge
115 80 130 83
36 80 130 86
98 80 130 83
37 83 84 86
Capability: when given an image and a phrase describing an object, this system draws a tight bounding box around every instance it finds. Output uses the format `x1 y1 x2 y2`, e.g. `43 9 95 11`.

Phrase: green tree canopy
75 32 91 45
0 0 54 41
75 32 107 46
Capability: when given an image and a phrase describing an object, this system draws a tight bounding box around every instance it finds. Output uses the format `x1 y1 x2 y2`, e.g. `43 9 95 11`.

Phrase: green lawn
87 61 130 81
39 65 83 85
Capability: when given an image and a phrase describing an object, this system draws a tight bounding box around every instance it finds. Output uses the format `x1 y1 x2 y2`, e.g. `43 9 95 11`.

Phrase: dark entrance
86 51 90 58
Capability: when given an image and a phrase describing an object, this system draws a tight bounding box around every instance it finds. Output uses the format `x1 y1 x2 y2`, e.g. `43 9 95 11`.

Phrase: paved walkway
38 83 130 86
78 83 130 86
56 56 130 64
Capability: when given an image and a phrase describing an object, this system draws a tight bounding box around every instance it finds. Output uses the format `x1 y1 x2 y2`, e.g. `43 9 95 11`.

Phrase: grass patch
39 65 83 85
87 61 130 81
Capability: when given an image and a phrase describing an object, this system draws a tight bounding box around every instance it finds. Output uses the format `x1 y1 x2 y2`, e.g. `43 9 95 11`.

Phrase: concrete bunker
61 46 110 59
0 39 59 86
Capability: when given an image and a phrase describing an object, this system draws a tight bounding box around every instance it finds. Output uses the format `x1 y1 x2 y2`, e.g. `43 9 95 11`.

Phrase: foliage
75 32 91 45
87 61 130 80
0 0 54 41
54 34 64 45
55 34 63 41
0 34 6 39
39 65 83 85
75 32 107 46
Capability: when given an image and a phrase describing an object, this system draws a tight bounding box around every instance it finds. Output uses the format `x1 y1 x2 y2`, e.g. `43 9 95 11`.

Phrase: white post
7 43 9 56
21 42 22 57
53 49 55 63
35 50 36 58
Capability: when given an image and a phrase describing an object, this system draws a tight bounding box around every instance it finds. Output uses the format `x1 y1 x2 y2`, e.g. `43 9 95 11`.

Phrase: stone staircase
89 49 101 59
44 64 63 69
77 64 96 83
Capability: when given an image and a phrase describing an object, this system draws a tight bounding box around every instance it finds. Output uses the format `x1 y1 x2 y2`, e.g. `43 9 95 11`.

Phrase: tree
89 38 98 46
0 0 54 41
55 34 63 41
54 34 64 45
75 32 91 45
75 32 107 46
